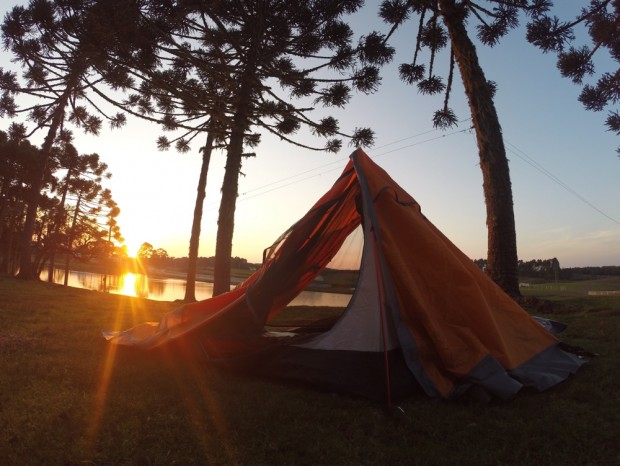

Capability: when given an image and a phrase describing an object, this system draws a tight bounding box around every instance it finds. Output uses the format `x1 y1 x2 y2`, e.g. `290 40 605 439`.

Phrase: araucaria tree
0 0 160 279
119 35 236 302
0 129 120 278
44 143 111 281
378 0 617 297
170 0 388 296
524 1 619 155
0 131 41 273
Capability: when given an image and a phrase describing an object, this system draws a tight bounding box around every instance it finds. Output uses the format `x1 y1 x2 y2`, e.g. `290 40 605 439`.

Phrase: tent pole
372 229 392 408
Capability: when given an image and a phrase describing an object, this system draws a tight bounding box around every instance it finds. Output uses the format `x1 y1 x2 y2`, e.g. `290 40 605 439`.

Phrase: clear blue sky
2 2 619 267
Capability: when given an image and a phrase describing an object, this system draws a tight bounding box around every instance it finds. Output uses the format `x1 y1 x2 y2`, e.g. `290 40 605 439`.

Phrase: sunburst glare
120 273 149 299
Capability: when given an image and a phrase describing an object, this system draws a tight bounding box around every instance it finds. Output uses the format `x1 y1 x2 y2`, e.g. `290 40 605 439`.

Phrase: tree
184 131 216 301
136 56 231 301
0 0 163 279
99 196 122 291
524 1 619 155
45 143 111 281
173 1 388 296
57 184 118 284
103 200 122 261
377 0 616 297
136 242 154 261
0 125 121 280
0 132 40 273
134 242 169 269
150 247 169 269
70 3 234 301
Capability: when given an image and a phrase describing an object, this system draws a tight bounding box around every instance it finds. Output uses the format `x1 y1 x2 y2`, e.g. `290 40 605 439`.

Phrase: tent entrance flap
263 224 364 333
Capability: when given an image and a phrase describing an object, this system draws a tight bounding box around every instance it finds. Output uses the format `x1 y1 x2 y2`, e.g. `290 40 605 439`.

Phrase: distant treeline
474 258 560 280
559 266 620 279
473 258 620 280
142 252 620 280
158 256 253 271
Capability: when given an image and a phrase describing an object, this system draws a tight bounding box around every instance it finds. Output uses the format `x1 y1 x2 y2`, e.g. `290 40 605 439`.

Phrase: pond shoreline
37 266 353 306
56 260 355 295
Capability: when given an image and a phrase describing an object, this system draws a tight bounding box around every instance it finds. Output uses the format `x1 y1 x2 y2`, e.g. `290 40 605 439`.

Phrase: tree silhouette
0 131 41 273
124 50 233 302
0 0 162 279
524 0 619 155
378 0 616 296
121 1 388 297
136 242 154 261
60 184 110 284
45 143 111 281
172 1 387 296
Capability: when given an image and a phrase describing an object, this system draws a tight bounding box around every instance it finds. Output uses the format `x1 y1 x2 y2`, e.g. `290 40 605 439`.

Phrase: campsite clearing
0 274 618 465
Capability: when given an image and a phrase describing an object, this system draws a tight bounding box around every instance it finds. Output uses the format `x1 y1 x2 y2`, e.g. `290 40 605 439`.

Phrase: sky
1 2 619 267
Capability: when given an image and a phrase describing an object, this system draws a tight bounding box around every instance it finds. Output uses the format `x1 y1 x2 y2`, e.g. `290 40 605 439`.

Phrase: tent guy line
238 123 473 199
203 126 474 213
505 139 620 225
370 126 474 159
200 126 616 227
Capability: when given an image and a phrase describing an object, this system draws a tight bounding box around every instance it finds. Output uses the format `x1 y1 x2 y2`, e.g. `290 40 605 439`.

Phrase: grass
520 276 620 297
1 274 619 465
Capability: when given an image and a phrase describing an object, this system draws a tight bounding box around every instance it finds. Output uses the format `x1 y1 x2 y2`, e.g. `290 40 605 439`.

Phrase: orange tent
105 149 583 401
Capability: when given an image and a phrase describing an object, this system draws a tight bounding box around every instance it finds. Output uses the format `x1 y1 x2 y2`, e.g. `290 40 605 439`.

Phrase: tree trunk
213 80 253 296
64 194 82 287
48 168 73 282
439 0 520 297
184 131 215 302
212 7 266 296
16 156 47 280
213 135 244 296
17 91 71 280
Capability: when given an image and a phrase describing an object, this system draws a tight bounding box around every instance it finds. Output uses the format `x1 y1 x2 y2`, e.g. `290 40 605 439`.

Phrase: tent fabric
105 148 584 401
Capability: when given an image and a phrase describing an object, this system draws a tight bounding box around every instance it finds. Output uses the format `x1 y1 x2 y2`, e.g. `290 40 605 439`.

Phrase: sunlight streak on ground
85 293 240 462
83 300 128 453
163 344 241 464
84 295 158 452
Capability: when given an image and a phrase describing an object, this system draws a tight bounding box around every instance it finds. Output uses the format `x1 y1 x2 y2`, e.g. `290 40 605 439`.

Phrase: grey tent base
450 343 586 400
243 346 422 402
196 338 585 402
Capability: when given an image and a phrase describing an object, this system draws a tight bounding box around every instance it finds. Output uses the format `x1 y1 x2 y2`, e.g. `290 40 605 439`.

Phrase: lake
39 268 352 307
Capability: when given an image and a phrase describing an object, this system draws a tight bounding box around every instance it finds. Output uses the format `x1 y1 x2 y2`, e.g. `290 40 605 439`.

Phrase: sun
117 209 151 258
123 239 143 259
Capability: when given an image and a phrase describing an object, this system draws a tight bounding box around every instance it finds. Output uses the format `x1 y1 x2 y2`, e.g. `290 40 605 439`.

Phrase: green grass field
0 274 619 465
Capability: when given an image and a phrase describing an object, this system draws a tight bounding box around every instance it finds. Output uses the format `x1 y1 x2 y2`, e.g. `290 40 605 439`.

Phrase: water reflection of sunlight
120 273 149 298
41 268 352 306
120 273 137 297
